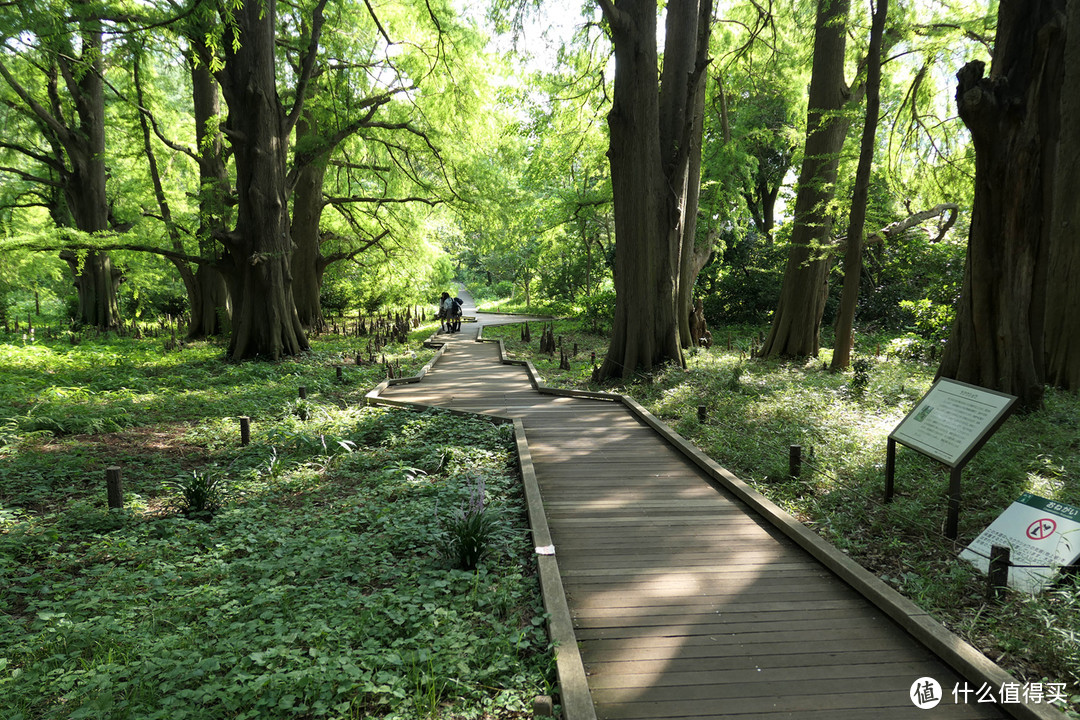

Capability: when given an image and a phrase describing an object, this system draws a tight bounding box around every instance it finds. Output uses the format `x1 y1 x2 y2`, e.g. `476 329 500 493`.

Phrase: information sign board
890 378 1016 467
960 493 1080 593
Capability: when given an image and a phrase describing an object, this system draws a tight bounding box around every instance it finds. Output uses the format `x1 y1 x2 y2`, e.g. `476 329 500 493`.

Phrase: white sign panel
890 378 1015 467
961 493 1080 593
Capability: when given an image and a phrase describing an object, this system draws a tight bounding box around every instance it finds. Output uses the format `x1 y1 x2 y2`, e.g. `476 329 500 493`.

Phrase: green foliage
580 290 615 333
698 227 787 325
0 332 552 719
437 475 510 571
848 357 873 398
167 469 227 517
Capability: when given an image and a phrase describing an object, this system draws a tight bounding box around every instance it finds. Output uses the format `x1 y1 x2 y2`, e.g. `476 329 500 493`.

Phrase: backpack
450 297 463 317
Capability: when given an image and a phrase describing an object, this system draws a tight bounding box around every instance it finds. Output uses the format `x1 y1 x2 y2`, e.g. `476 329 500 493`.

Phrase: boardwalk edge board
476 325 1068 720
365 332 598 720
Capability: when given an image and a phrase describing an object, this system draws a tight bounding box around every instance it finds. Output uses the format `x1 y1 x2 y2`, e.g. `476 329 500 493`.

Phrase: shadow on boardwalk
370 296 1061 720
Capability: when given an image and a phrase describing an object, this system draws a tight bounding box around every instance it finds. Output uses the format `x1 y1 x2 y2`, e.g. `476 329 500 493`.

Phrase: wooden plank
573 606 885 629
557 556 816 574
591 689 1005 719
591 674 915 703
573 597 864 616
576 620 906 643
578 630 916 659
585 659 940 689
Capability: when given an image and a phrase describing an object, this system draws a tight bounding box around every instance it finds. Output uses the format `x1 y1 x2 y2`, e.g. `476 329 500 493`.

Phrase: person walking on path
437 292 453 333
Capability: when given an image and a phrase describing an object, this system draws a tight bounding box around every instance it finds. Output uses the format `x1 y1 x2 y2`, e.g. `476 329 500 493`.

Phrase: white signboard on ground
961 493 1080 593
890 378 1016 467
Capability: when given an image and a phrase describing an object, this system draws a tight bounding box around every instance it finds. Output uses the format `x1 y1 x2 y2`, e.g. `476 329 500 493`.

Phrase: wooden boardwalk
373 307 1054 720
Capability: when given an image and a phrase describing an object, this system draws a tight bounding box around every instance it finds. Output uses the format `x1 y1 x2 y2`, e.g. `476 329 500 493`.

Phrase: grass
483 317 1080 718
0 320 554 720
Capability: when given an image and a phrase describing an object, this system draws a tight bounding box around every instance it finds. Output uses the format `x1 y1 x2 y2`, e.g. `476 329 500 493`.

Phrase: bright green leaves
0 397 551 718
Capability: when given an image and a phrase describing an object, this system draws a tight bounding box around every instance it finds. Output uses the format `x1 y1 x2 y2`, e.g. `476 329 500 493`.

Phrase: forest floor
0 322 555 720
482 317 1080 718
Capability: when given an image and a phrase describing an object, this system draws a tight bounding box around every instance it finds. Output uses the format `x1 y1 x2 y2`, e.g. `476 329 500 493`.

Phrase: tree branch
324 195 441 207
0 141 64 173
0 58 71 145
284 0 331 136
0 164 63 188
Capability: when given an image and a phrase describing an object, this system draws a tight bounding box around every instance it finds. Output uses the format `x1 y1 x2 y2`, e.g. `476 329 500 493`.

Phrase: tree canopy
0 0 1076 398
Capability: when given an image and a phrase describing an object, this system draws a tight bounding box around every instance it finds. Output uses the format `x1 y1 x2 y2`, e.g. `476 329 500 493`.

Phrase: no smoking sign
961 493 1080 593
1026 518 1057 541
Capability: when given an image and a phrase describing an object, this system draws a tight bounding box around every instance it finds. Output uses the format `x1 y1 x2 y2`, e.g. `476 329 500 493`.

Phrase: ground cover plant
0 323 554 719
483 318 1080 717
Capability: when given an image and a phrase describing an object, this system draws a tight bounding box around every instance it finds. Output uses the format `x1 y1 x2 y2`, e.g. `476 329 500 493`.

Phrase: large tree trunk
218 0 309 360
1045 0 1080 391
831 0 887 372
63 19 120 329
597 0 711 379
63 251 122 328
189 57 232 338
597 0 676 379
937 0 1065 411
760 0 852 360
191 265 232 336
291 114 329 332
669 0 713 351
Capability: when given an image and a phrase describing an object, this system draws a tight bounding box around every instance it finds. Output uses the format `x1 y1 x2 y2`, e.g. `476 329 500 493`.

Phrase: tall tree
596 0 712 379
0 1 121 328
937 0 1066 411
1044 0 1080 392
186 25 233 338
831 0 888 372
759 0 854 359
213 0 328 360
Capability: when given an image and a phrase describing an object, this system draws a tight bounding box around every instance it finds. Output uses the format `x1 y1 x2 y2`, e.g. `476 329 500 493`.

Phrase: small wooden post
789 445 802 479
239 416 251 446
884 438 897 503
946 466 963 540
298 386 307 399
106 467 123 510
532 695 554 718
697 405 707 422
988 545 1011 601
336 366 344 382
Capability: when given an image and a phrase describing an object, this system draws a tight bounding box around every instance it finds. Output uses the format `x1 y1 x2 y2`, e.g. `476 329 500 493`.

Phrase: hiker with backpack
448 295 464 333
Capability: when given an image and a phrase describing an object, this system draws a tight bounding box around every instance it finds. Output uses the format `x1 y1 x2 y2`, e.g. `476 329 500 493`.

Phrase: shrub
581 290 615 332
167 469 227 517
438 476 506 570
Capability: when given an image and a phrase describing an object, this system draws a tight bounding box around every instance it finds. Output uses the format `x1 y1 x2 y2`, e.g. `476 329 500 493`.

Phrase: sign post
886 378 1017 539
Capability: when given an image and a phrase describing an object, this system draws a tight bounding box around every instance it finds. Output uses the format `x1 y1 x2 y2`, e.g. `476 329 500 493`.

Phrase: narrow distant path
373 304 1046 720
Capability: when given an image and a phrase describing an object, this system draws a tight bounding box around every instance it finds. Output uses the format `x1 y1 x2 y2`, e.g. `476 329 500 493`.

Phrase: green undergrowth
485 318 1080 717
0 326 554 719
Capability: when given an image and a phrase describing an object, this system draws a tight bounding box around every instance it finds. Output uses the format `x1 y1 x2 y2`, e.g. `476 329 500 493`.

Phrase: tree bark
291 113 329 332
669 0 714 351
189 56 232 338
597 0 711 379
1045 0 1080 391
217 0 314 360
56 15 120 329
760 0 853 360
937 0 1065 411
831 0 887 372
62 251 122 328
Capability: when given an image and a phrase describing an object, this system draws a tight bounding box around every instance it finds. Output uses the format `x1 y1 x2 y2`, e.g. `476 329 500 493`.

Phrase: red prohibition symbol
1026 518 1057 541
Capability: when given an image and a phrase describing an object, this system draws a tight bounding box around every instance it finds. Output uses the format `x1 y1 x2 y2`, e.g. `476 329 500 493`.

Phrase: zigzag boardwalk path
378 301 1011 719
